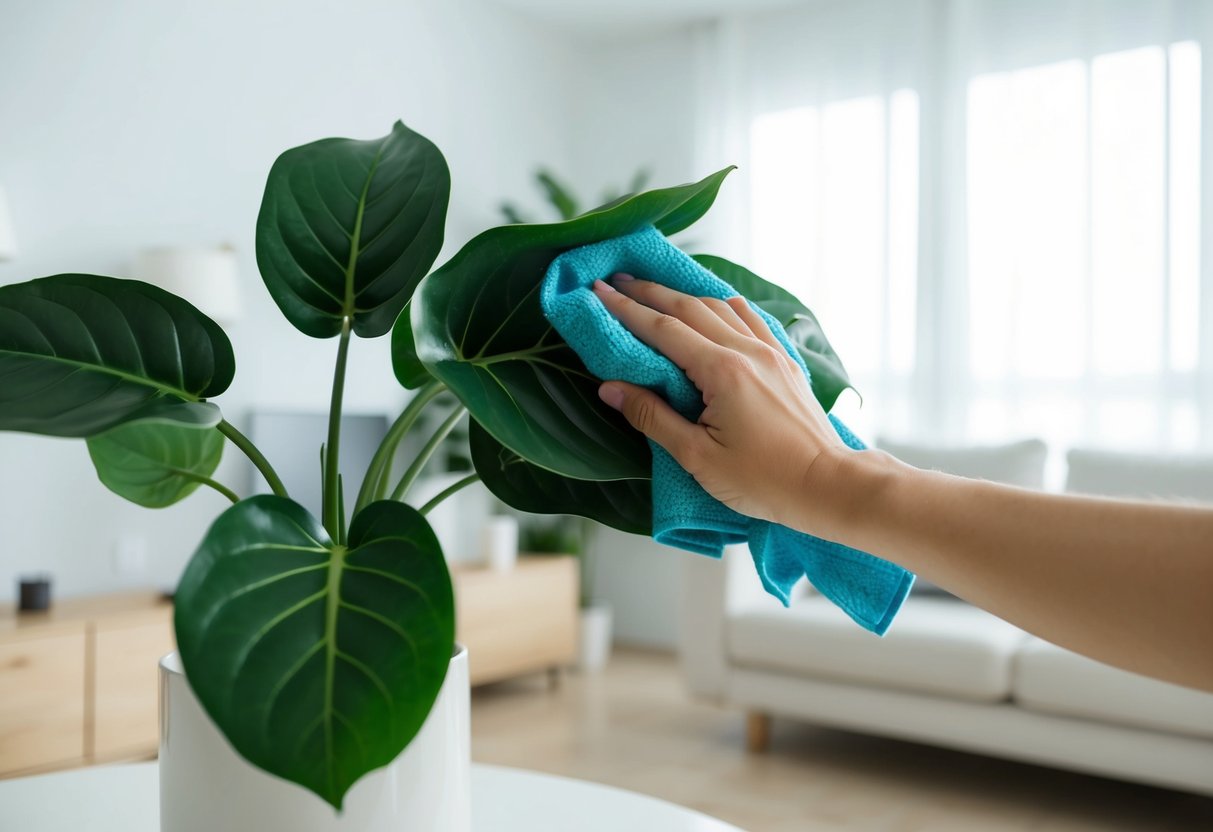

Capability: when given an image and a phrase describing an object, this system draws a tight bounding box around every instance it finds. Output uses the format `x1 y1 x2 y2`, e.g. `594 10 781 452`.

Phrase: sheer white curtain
695 0 1213 462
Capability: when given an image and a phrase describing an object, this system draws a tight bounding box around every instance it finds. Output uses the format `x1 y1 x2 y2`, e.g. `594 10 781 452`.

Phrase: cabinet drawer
0 628 86 775
92 613 175 760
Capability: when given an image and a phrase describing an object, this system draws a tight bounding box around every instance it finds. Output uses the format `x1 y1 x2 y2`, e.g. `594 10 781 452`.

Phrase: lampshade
0 186 17 261
134 246 243 324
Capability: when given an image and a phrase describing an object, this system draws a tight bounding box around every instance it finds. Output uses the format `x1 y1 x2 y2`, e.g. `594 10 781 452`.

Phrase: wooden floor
471 648 1213 832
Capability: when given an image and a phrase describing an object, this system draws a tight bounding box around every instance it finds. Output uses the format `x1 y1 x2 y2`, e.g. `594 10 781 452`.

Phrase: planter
577 603 613 672
159 645 470 831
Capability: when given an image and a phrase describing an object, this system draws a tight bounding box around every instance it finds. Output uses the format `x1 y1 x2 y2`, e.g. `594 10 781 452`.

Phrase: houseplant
0 120 851 823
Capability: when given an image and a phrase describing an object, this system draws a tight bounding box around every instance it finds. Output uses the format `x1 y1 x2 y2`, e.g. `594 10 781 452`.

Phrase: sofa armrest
678 543 774 699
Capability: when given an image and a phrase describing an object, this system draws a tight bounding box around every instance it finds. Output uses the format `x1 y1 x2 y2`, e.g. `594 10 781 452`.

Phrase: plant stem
175 470 240 504
218 420 288 498
323 318 353 543
418 473 480 516
353 379 446 514
390 405 467 502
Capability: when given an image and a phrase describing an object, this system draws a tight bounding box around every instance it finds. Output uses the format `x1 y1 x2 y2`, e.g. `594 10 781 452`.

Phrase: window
749 90 919 437
966 42 1201 452
741 22 1208 458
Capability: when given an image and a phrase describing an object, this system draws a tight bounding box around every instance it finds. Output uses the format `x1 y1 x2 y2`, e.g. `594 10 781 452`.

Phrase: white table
0 761 744 831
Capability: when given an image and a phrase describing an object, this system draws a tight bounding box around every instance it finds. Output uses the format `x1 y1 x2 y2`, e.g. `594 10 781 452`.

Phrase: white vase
159 645 471 832
577 604 613 672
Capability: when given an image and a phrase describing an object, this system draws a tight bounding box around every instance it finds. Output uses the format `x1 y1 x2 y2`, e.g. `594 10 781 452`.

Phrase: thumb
599 381 699 461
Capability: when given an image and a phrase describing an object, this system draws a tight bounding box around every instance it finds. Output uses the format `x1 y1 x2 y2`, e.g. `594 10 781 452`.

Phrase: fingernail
610 273 635 283
592 279 616 294
598 383 625 411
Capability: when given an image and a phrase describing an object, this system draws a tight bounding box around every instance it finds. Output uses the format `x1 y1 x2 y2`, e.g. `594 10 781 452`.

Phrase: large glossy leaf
0 275 234 437
174 497 455 810
692 254 854 412
406 167 733 480
256 120 450 339
469 420 651 535
87 419 224 508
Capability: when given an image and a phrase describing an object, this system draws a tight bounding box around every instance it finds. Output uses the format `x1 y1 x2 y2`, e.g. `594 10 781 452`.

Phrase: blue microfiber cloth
540 226 914 635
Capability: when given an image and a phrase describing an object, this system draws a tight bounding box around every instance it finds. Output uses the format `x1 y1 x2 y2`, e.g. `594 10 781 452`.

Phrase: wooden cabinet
0 591 172 778
91 611 175 760
0 558 577 777
0 626 86 773
454 555 579 686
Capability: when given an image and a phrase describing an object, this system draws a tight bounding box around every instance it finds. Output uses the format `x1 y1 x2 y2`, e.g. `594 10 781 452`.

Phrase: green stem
218 420 288 498
418 473 480 516
390 405 467 502
175 469 239 504
323 319 353 543
353 380 446 514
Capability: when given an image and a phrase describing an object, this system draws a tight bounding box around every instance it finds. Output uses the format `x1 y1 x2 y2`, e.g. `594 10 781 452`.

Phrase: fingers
609 276 754 350
592 280 722 378
726 296 785 353
598 381 702 464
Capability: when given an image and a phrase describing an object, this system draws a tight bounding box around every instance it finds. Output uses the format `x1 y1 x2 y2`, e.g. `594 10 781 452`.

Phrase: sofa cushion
1013 637 1213 740
726 596 1029 702
1065 448 1213 501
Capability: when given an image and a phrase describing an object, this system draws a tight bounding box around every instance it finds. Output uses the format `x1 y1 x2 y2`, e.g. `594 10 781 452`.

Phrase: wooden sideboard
0 555 578 778
454 555 579 686
0 591 173 778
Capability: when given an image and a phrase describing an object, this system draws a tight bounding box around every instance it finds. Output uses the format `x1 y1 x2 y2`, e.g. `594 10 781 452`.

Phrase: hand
592 275 853 530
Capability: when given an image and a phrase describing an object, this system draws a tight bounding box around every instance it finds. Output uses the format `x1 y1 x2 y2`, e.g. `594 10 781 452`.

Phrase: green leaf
406 167 733 480
256 120 450 339
389 302 429 389
174 497 455 810
535 169 579 220
692 254 854 412
469 421 651 535
87 419 224 508
0 275 235 438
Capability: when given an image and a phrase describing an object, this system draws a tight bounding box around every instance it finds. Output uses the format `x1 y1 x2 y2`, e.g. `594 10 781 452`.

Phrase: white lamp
134 245 243 324
0 186 18 261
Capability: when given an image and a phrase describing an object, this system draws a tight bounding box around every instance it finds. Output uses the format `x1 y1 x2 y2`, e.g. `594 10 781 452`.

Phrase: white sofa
678 441 1213 796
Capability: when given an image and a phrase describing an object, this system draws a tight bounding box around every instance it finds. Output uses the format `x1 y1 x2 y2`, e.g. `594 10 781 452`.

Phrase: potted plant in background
0 120 851 830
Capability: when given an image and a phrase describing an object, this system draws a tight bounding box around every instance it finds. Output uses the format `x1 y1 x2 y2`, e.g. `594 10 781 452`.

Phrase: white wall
0 0 576 598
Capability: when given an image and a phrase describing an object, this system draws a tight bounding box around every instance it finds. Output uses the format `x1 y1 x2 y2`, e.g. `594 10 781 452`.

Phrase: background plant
0 120 850 810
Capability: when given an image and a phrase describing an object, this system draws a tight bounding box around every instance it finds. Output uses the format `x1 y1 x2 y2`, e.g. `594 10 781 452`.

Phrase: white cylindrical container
159 646 470 832
577 604 613 672
481 515 519 573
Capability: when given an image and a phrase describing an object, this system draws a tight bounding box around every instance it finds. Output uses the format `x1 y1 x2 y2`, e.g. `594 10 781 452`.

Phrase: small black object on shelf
18 575 52 612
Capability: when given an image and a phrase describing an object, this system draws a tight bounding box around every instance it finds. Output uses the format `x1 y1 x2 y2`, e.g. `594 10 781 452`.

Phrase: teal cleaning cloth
540 226 914 635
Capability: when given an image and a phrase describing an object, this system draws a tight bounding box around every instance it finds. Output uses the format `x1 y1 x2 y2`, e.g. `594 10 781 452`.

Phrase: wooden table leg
746 710 771 753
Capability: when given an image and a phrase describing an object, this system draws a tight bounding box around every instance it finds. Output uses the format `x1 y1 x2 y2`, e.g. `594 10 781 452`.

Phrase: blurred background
2 1 1212 829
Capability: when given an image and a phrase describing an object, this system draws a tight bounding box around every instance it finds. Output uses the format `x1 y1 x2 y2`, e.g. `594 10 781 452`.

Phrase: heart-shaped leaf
256 120 450 339
469 420 651 535
87 418 225 508
0 275 234 437
389 302 429 389
406 168 733 480
692 254 854 411
174 496 455 810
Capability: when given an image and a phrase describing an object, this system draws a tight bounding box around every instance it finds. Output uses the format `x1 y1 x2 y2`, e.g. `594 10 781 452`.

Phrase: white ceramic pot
577 604 613 672
159 645 470 832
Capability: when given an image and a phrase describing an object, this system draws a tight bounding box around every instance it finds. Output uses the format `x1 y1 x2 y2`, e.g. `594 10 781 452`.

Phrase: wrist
784 446 907 547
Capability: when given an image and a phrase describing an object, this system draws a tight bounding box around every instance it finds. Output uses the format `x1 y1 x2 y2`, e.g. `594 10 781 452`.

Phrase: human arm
592 276 1213 693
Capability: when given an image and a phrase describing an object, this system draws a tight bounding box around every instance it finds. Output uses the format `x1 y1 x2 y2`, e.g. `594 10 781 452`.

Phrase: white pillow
1065 449 1213 502
875 437 1048 489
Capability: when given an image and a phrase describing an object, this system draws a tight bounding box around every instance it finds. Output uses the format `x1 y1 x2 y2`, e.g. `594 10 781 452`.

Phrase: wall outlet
113 534 147 576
